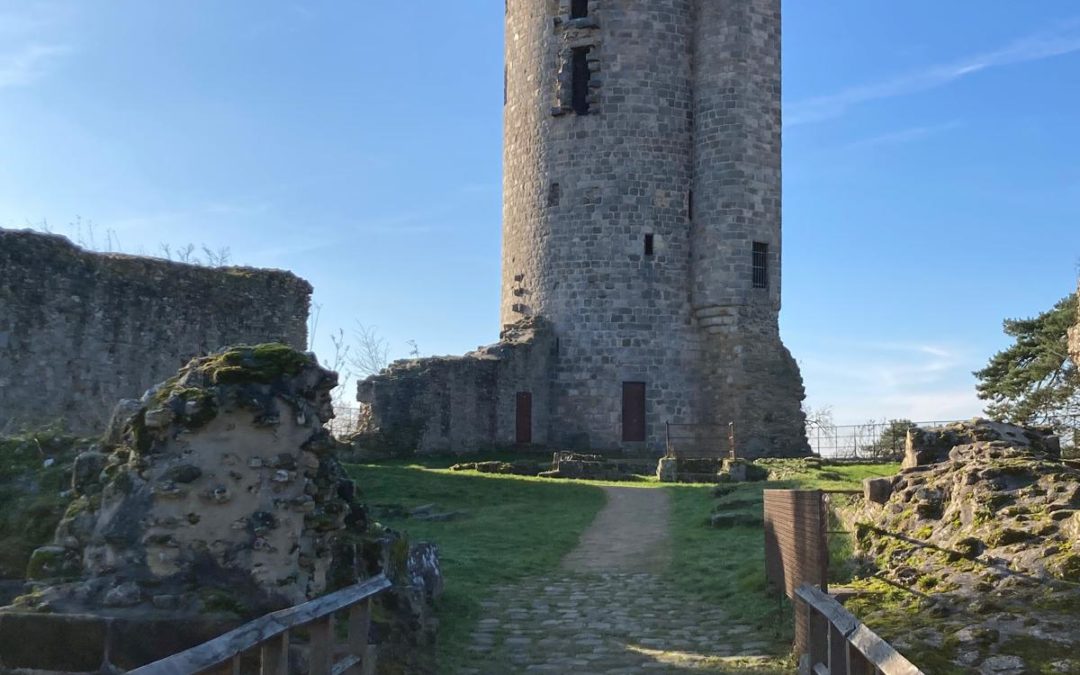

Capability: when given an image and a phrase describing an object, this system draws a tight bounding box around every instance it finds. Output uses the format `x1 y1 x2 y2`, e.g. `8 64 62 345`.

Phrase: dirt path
560 486 672 574
454 487 782 674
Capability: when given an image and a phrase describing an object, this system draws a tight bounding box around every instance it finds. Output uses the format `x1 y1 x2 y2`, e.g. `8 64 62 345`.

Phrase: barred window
752 242 769 289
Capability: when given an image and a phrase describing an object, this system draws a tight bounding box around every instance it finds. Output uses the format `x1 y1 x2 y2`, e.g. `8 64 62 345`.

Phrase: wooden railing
795 584 923 675
128 574 392 675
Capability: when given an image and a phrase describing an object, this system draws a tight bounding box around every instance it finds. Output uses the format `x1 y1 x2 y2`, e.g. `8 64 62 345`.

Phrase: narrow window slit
644 234 654 256
571 47 591 115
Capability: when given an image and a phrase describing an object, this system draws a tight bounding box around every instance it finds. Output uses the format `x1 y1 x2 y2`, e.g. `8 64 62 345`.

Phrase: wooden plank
848 625 924 675
259 632 288 675
796 584 924 675
331 654 361 675
129 575 391 675
795 585 858 635
309 616 334 675
361 646 378 675
348 599 371 656
847 642 874 675
828 624 848 675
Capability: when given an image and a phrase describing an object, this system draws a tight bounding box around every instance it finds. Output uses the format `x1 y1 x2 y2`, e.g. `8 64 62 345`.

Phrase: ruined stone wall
0 229 311 434
357 319 554 454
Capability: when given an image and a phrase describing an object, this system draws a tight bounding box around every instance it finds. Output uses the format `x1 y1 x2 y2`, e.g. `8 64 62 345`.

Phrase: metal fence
330 405 363 439
810 417 1080 460
808 420 956 460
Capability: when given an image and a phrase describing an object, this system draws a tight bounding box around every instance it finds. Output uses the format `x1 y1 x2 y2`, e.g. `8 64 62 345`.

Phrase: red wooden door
622 382 646 442
516 392 532 444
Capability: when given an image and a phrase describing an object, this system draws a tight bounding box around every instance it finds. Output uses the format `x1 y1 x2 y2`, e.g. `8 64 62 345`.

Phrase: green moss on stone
986 527 1033 547
198 343 313 385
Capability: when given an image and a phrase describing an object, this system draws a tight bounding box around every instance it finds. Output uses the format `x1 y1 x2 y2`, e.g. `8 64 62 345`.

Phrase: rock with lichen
843 419 1080 672
902 418 1059 469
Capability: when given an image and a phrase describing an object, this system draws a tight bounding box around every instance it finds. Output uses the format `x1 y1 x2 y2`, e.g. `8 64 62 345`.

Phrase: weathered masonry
359 0 808 457
0 229 311 433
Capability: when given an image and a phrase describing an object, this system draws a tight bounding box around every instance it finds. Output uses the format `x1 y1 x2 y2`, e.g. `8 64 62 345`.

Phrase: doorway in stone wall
516 392 533 444
622 382 646 442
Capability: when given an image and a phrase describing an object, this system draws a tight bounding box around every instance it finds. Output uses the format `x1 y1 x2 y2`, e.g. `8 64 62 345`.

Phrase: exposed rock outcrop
901 418 1059 470
846 419 1080 672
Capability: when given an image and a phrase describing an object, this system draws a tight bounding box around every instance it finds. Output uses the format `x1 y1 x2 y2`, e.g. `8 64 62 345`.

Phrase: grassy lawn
347 457 608 667
667 462 900 638
348 454 899 669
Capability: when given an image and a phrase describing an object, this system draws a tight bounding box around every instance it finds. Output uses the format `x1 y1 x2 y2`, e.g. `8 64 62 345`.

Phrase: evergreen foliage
975 294 1079 428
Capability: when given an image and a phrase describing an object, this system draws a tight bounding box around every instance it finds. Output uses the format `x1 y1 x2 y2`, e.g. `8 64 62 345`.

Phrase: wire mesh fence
329 405 362 439
810 417 1080 460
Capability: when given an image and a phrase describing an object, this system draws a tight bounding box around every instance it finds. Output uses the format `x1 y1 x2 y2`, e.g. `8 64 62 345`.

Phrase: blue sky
1 2 1078 424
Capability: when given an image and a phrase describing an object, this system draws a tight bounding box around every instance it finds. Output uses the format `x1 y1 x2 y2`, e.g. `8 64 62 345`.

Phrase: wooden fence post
308 616 334 675
260 632 289 675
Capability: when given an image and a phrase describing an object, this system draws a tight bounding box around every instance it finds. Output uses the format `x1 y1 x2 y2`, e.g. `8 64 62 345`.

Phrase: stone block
863 476 894 505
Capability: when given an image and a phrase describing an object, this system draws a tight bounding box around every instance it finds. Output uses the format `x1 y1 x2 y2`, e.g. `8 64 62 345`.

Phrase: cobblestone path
455 487 782 674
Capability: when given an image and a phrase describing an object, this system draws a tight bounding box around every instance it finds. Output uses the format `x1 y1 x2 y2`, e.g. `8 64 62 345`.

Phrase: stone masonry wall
0 229 311 434
356 319 554 454
501 0 807 455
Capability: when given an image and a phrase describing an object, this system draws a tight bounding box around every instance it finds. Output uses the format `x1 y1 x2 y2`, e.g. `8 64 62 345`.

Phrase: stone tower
500 0 807 455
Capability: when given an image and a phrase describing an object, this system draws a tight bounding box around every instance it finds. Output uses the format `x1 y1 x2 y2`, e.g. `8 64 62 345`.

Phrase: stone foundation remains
0 229 311 434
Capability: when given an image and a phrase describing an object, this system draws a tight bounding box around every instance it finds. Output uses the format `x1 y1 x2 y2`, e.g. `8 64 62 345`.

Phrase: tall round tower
501 0 807 455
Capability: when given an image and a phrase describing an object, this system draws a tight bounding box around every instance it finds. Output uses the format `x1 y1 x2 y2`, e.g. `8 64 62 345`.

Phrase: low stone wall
0 229 311 434
355 318 554 455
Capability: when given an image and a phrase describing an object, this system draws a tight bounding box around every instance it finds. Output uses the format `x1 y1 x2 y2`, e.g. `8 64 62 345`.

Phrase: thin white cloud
845 120 964 150
800 340 984 424
0 43 69 89
788 19 1080 126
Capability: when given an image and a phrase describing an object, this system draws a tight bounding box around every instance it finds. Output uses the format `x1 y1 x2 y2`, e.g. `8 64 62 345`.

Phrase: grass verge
347 460 607 669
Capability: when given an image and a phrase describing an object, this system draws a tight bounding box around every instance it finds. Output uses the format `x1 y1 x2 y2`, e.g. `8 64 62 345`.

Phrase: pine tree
975 294 1079 428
